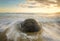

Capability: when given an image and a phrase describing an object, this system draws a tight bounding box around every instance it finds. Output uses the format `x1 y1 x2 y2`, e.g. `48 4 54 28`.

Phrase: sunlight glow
0 0 60 14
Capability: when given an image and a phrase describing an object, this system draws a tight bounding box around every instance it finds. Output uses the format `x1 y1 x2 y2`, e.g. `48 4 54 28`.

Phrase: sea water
0 13 60 41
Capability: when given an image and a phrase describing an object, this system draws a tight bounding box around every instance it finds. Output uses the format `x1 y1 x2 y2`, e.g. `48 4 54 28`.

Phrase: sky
0 0 25 12
0 0 60 13
0 0 25 8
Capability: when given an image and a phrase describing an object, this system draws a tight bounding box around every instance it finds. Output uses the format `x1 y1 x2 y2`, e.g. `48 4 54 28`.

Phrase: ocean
0 13 60 41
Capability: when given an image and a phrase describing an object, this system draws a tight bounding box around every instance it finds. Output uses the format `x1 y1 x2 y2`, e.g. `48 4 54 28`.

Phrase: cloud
18 0 40 8
18 0 58 8
15 0 60 13
1 0 60 13
35 0 60 6
48 0 57 2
